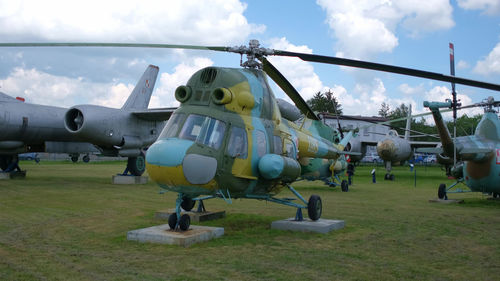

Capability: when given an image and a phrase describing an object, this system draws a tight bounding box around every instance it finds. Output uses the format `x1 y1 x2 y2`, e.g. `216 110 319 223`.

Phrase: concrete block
428 198 464 204
0 171 26 180
112 175 148 185
271 218 345 234
155 209 225 223
127 224 224 247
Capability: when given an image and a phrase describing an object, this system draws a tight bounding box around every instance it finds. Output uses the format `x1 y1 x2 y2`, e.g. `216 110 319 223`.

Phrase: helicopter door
224 125 255 179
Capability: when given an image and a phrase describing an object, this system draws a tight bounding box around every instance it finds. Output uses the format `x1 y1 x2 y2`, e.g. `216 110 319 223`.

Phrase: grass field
0 161 499 280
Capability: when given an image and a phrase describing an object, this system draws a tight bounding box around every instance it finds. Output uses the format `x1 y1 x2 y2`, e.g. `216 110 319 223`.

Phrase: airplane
0 65 174 175
2 40 498 231
329 107 438 180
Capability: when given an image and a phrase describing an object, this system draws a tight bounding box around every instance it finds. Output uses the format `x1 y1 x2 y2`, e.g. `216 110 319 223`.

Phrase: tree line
307 90 482 141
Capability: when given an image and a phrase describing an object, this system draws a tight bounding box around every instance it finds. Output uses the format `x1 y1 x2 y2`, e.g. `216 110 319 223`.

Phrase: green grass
0 161 499 280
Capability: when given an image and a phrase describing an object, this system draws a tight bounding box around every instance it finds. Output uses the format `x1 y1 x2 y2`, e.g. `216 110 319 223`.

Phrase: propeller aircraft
1 40 499 231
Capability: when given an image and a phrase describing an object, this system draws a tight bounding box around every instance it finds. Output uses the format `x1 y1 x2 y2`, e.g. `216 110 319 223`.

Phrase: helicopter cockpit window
179 114 205 141
388 130 398 137
196 117 226 149
158 113 186 139
227 126 248 159
178 114 226 149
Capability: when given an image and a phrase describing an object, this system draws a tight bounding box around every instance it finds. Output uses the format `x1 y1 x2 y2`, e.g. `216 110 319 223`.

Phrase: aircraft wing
459 147 493 154
409 141 440 148
416 147 443 154
132 107 177 121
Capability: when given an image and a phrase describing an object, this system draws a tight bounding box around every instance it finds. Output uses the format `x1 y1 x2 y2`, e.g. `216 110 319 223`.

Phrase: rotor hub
227 39 274 69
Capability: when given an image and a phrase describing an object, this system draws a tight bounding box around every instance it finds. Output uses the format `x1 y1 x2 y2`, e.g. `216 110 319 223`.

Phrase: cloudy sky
0 0 499 123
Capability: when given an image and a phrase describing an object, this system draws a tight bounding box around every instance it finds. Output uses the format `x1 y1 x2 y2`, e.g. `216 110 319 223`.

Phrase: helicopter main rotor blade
274 50 500 92
0 42 229 52
260 57 319 120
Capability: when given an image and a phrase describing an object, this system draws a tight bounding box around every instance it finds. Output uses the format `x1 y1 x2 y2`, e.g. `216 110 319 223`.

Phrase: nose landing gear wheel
179 214 191 231
438 183 447 200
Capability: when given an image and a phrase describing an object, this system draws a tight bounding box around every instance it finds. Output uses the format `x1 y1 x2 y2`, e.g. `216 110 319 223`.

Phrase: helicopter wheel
127 151 146 176
179 214 191 231
389 174 395 181
181 196 196 211
341 180 349 192
307 195 322 221
438 184 447 200
168 213 177 230
384 173 389 180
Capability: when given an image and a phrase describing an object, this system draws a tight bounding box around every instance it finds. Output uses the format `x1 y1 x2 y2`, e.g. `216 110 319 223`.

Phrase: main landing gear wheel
127 151 146 176
71 155 79 163
341 180 349 192
181 196 196 211
307 195 322 221
438 183 447 200
492 193 499 199
82 154 90 163
0 155 12 171
168 213 177 230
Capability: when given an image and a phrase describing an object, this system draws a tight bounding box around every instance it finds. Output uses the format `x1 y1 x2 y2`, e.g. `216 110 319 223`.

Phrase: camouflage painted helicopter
422 97 499 199
3 40 499 231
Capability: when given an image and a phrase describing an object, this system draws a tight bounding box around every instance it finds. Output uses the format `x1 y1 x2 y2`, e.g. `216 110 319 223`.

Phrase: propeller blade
260 57 319 120
0 42 228 52
273 50 500 92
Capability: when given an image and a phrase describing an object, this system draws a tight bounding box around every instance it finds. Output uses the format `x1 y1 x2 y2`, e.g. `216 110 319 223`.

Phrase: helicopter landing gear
438 183 448 200
384 173 395 181
341 180 349 192
307 195 322 221
70 154 79 163
168 193 192 231
181 196 196 211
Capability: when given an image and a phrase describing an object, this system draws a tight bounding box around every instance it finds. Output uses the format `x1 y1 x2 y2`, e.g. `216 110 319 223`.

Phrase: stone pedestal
112 175 148 185
271 218 345 234
0 171 26 179
127 224 224 247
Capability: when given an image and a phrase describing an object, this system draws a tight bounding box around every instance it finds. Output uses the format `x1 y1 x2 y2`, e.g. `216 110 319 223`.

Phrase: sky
0 0 499 124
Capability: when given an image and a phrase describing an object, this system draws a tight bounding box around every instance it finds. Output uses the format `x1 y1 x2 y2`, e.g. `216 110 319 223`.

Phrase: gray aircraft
0 65 174 175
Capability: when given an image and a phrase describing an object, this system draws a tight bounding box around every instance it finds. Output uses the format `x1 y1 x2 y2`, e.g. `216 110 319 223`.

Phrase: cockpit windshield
388 130 398 137
160 113 226 150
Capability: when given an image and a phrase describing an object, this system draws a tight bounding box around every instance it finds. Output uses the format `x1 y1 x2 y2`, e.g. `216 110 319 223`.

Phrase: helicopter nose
376 139 396 161
145 139 217 186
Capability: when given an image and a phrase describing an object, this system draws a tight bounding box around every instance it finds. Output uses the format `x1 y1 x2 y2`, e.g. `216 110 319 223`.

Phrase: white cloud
456 60 470 70
399 83 425 95
457 0 500 15
0 0 264 44
423 85 482 121
150 57 214 108
0 67 128 107
473 42 500 75
316 0 454 59
267 37 324 101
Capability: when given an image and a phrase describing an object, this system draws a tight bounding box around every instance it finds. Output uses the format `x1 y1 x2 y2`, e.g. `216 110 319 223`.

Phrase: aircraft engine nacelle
276 99 301 122
258 154 301 183
64 105 127 146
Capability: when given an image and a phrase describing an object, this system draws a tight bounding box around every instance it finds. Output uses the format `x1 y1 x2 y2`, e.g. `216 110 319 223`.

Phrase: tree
306 90 343 115
378 102 390 118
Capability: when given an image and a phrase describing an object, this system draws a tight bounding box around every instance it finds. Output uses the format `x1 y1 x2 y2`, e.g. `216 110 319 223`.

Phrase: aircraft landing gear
492 193 499 199
168 193 192 231
384 173 395 181
0 155 20 172
70 154 79 163
126 151 146 176
307 195 322 221
438 183 448 200
341 180 349 192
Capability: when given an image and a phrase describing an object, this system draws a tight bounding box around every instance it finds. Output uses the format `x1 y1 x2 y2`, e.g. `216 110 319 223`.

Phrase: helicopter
2 40 499 231
422 97 499 199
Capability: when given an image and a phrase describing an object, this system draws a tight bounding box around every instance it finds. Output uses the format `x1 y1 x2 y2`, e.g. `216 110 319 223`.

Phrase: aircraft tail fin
404 104 411 140
122 65 159 110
